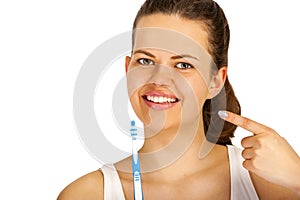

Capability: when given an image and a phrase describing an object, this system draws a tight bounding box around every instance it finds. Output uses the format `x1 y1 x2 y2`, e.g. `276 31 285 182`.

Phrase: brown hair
133 0 241 145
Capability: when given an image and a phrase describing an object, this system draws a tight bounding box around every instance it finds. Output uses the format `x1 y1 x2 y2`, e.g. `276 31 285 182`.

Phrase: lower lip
142 98 178 110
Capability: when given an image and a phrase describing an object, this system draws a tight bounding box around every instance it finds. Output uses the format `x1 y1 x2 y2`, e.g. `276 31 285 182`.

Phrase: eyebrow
133 50 156 58
133 49 200 61
170 54 200 61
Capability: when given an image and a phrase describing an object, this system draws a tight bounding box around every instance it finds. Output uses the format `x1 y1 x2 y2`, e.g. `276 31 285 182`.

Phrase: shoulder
57 170 104 200
250 172 299 200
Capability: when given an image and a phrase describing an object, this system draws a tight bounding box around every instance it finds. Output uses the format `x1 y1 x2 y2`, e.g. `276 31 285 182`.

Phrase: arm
250 171 300 199
219 111 300 199
57 170 104 200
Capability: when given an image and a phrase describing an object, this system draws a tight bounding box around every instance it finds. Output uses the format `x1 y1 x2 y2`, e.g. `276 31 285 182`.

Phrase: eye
137 58 154 65
175 62 193 69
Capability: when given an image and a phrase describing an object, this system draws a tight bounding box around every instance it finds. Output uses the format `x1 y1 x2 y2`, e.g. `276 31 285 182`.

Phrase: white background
1 0 300 199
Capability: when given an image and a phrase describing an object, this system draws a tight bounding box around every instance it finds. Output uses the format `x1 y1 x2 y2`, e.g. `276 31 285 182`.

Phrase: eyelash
137 58 193 70
175 62 193 69
137 58 154 65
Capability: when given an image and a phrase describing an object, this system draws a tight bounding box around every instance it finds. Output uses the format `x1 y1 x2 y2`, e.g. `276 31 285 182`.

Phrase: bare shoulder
250 172 299 200
57 170 104 200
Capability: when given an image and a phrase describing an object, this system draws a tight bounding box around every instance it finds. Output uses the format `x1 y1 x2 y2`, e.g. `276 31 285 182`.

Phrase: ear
208 66 227 99
125 56 131 73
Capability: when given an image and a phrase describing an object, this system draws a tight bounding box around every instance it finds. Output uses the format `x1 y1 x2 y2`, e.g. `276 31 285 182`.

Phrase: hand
218 110 300 194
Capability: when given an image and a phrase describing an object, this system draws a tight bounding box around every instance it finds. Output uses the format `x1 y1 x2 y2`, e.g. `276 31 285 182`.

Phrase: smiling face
126 14 225 134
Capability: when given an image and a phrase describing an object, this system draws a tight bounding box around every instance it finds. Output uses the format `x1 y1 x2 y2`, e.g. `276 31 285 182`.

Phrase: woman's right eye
137 58 154 65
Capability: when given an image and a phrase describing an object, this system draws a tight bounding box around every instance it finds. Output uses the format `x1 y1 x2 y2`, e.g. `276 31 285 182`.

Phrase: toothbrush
130 120 144 200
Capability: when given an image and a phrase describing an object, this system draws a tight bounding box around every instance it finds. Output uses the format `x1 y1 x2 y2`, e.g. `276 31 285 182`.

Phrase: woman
58 0 300 199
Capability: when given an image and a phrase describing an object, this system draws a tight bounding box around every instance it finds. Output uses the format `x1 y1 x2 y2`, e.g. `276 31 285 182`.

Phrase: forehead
135 13 210 52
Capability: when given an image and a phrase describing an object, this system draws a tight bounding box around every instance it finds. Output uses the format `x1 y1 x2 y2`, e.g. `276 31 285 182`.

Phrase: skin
221 111 300 198
57 14 300 200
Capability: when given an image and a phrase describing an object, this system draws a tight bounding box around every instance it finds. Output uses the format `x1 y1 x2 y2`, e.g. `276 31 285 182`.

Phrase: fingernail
218 110 228 119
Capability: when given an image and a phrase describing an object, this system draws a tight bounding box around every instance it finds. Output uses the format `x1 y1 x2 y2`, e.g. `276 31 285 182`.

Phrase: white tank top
99 145 259 200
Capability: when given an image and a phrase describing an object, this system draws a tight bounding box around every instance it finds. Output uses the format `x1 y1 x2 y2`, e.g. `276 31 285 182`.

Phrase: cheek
190 76 210 106
129 92 151 124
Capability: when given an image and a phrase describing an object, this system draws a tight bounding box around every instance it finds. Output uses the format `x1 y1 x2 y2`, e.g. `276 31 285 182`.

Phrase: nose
147 64 174 87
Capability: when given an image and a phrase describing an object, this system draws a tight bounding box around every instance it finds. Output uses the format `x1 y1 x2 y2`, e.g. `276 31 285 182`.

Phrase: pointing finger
218 110 272 135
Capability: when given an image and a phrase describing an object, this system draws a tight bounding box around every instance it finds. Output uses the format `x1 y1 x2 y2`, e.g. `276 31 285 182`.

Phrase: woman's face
126 14 222 132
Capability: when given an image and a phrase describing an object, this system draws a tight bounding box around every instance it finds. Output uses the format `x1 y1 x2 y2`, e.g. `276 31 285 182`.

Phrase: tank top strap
227 145 259 200
99 164 126 200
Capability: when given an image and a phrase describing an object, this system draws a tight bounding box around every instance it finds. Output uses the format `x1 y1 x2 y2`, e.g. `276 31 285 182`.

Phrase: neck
140 119 204 154
138 117 214 174
116 116 225 181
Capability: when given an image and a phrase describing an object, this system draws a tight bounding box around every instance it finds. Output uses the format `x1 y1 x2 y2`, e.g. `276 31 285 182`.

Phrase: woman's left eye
175 62 193 69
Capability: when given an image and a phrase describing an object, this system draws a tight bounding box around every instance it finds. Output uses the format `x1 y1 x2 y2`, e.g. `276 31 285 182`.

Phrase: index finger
218 110 271 135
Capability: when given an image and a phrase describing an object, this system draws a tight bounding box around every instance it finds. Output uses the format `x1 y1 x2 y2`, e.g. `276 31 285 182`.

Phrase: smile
144 95 178 103
142 92 180 110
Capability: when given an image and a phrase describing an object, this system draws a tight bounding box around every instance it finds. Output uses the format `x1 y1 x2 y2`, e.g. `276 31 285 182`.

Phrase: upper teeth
146 96 176 103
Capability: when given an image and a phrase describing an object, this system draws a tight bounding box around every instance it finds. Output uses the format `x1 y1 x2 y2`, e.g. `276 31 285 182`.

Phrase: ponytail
203 78 241 145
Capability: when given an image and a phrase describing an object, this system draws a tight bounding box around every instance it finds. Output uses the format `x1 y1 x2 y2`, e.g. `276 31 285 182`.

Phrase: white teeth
169 98 176 103
158 96 164 103
145 95 177 103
